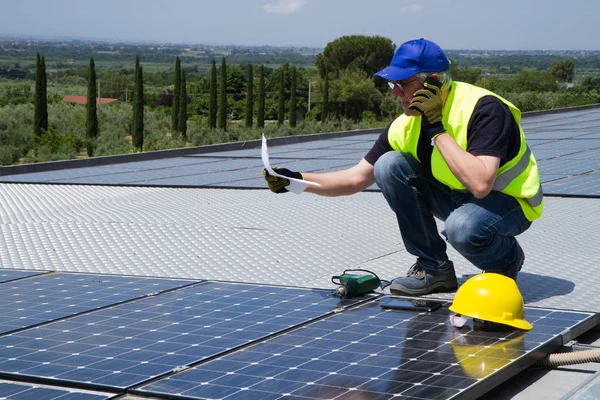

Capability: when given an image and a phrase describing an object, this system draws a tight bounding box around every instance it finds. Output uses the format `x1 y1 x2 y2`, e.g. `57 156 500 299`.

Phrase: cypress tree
178 70 187 141
218 57 227 131
132 63 144 150
289 66 297 128
131 55 139 139
40 56 48 133
86 57 98 156
33 53 48 137
257 65 265 129
209 59 217 129
172 56 181 132
322 76 329 122
245 64 253 128
277 65 286 126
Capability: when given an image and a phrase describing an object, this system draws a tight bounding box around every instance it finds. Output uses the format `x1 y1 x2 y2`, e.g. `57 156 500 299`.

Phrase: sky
3 0 600 50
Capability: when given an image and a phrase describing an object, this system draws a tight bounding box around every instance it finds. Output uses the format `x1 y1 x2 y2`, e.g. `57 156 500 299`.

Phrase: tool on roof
331 269 388 297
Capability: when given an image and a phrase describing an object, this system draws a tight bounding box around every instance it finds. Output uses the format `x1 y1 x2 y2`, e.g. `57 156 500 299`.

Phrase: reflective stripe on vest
493 146 543 208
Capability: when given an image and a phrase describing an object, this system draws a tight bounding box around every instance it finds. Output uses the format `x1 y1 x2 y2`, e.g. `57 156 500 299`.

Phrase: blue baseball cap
374 38 450 81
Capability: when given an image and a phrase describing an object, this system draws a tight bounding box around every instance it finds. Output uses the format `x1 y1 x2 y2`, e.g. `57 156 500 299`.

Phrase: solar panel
0 273 195 334
136 300 596 400
0 282 369 391
0 379 111 399
0 269 47 283
525 130 600 140
542 173 600 196
537 158 600 176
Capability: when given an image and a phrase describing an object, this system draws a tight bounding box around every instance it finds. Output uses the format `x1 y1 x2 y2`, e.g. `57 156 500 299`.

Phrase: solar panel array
0 270 594 400
0 269 47 283
135 300 596 400
0 273 194 335
526 109 600 196
0 276 369 395
0 379 111 400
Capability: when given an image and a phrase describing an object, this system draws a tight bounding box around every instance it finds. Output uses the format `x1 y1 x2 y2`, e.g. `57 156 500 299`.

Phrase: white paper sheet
261 134 321 194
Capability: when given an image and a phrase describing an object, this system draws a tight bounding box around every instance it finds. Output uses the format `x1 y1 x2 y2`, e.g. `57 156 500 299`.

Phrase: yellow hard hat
450 333 526 379
449 273 532 330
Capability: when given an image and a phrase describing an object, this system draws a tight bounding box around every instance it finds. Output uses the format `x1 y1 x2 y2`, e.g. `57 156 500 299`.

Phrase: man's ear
431 73 439 80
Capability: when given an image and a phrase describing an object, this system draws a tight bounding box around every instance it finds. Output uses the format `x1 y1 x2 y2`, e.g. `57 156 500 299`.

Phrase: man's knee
374 151 413 186
445 212 488 251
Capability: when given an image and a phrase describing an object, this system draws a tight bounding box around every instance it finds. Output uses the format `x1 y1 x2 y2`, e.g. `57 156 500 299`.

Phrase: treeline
446 52 600 73
0 41 317 68
2 35 600 166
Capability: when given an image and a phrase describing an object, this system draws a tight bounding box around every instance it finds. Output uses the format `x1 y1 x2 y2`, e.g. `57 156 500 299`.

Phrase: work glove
409 77 446 140
262 167 303 194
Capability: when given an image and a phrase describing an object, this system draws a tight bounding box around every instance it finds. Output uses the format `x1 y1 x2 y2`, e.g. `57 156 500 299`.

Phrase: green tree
581 76 600 91
380 92 401 121
86 57 98 156
209 59 217 128
550 58 575 83
40 56 48 129
448 61 482 84
316 35 395 79
131 56 139 144
513 69 558 92
278 65 286 126
178 70 187 141
245 64 254 128
329 69 381 121
322 76 329 122
257 65 265 128
172 56 181 132
289 66 297 128
33 53 48 137
132 62 144 150
218 57 228 131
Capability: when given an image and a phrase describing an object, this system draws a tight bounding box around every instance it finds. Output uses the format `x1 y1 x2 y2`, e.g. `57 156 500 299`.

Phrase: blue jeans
374 152 531 272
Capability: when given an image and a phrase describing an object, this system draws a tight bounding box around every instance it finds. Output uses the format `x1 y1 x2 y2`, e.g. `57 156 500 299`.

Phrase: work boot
490 243 525 281
390 260 458 296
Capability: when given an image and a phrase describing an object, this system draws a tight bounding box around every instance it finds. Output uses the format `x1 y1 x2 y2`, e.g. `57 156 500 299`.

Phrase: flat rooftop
0 105 599 399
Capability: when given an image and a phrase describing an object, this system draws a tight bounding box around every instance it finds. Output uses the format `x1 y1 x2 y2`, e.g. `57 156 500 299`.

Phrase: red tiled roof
62 95 119 105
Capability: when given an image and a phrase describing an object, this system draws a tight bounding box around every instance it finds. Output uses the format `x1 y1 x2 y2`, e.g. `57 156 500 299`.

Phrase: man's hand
262 167 303 193
409 77 446 140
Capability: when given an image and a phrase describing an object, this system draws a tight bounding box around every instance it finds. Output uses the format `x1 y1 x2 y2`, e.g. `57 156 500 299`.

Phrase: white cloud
263 0 307 15
400 3 423 13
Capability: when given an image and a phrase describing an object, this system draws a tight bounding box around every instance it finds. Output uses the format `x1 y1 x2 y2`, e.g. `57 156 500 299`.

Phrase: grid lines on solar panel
0 273 195 335
0 380 111 399
136 302 594 400
0 282 365 391
542 173 600 196
0 269 47 283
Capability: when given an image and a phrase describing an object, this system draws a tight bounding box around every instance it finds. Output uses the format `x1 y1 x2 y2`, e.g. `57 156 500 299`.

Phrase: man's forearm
434 134 498 199
303 160 376 197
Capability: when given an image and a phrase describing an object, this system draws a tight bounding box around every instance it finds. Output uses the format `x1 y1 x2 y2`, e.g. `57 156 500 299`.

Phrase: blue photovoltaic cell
525 130 598 140
137 301 595 400
0 380 111 399
0 273 195 334
560 148 600 160
0 282 367 391
533 139 600 153
537 158 600 176
542 173 600 196
0 269 48 283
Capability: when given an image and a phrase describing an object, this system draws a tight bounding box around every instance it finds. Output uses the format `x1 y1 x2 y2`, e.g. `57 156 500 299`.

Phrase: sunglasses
387 76 420 92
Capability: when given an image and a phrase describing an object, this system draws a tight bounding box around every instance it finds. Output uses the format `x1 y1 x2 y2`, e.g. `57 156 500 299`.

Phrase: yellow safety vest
387 81 543 221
